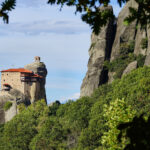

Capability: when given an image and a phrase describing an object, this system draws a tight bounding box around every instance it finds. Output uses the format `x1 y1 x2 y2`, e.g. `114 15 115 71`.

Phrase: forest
1 66 150 149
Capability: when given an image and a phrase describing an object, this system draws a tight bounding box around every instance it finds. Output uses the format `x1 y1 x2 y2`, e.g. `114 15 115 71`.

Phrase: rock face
81 0 150 97
24 57 47 103
110 0 138 61
0 89 26 123
80 6 116 97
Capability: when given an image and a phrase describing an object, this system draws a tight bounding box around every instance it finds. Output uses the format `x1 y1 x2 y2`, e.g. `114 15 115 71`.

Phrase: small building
1 68 43 94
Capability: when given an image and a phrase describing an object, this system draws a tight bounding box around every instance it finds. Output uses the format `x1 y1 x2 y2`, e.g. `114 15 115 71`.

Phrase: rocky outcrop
122 61 137 76
24 57 47 103
110 0 138 61
81 0 150 97
0 89 26 123
80 6 116 97
5 101 17 122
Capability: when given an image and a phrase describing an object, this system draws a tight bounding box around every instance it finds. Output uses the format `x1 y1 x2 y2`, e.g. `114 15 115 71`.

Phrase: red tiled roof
1 68 33 73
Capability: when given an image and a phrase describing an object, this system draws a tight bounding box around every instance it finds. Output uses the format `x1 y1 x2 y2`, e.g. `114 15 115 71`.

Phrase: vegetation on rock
3 101 12 111
104 41 146 79
141 38 148 50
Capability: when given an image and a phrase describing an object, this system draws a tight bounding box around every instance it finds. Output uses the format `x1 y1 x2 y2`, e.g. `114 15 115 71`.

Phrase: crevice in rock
99 20 117 85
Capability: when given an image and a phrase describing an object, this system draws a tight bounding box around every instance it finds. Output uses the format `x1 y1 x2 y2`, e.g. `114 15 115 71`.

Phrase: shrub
4 101 12 111
136 54 146 67
141 38 148 49
120 41 135 55
17 103 26 112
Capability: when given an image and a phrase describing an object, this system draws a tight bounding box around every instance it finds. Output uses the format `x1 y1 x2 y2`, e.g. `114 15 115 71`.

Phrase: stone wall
1 72 25 93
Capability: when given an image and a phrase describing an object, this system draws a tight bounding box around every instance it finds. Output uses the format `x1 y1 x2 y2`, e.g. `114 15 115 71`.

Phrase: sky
0 0 122 104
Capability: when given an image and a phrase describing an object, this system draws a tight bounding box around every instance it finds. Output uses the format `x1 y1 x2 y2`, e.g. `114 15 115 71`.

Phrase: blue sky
0 0 122 104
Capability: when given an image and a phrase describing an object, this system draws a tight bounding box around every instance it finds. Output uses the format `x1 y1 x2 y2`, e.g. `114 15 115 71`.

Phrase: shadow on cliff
117 114 150 150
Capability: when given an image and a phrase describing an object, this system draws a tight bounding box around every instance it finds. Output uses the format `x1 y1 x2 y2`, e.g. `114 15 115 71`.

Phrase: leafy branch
0 0 16 23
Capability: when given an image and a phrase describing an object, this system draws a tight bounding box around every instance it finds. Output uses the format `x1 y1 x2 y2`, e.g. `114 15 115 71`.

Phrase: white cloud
0 19 90 35
59 92 80 103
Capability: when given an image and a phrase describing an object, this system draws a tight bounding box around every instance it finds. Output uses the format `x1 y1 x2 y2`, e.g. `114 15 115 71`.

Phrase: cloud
59 92 80 103
0 19 90 36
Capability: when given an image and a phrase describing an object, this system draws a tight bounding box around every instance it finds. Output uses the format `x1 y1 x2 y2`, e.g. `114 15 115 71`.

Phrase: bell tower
34 56 40 62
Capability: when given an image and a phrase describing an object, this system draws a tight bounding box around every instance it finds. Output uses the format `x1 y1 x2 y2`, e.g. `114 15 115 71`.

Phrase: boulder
122 61 137 76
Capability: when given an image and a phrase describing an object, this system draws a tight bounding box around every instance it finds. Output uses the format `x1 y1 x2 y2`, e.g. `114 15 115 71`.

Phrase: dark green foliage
30 117 67 150
120 41 135 55
136 54 146 67
58 97 94 132
141 38 148 49
48 100 60 116
1 0 16 11
4 101 12 111
124 0 150 29
104 41 136 79
104 53 136 79
0 0 16 23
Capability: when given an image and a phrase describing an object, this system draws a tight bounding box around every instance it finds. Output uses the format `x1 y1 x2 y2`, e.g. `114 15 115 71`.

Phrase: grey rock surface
134 25 147 56
144 54 150 66
80 0 148 97
80 6 115 97
144 27 150 65
24 60 47 103
110 0 138 61
122 61 137 76
24 62 47 77
5 101 17 122
0 89 27 124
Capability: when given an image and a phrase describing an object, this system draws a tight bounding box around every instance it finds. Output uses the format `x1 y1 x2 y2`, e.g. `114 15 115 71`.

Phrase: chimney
35 56 40 62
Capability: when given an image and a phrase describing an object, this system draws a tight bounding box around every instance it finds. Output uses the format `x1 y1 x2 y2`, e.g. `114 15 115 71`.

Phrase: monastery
0 56 47 123
0 56 47 103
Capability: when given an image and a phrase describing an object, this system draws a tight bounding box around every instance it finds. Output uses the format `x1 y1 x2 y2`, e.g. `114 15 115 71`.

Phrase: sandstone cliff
81 0 150 97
